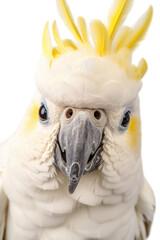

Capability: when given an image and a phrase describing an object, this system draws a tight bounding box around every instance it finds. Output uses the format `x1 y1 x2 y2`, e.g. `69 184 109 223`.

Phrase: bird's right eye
39 102 49 124
65 108 73 119
94 110 101 120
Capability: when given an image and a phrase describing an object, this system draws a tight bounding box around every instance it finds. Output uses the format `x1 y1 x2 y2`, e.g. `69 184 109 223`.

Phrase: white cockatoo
0 0 155 239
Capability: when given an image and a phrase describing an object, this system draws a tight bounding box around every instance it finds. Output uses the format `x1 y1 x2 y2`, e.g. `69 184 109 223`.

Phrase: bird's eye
94 110 101 120
119 108 131 131
65 109 73 119
39 102 49 124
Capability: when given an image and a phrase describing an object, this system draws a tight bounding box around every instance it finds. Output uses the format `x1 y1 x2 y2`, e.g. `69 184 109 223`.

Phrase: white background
0 0 159 239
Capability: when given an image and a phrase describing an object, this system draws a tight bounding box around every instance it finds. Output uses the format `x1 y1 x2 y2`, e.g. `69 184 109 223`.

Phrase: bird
0 0 155 239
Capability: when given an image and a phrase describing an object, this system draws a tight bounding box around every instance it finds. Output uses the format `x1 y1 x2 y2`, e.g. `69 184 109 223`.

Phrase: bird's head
21 0 152 194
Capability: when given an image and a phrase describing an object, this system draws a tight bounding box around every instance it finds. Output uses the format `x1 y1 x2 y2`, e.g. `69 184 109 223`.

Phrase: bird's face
54 107 107 193
24 95 140 194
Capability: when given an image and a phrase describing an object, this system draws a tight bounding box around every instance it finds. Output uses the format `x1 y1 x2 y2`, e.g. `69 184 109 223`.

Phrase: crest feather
91 20 110 57
62 39 78 50
52 21 67 53
77 17 89 44
112 26 132 52
136 58 148 80
57 0 83 43
127 6 153 49
41 0 153 81
42 22 53 64
52 48 61 58
108 0 133 40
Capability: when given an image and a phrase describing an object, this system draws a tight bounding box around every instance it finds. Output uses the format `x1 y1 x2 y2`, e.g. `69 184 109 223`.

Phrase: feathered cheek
23 101 39 135
126 117 141 151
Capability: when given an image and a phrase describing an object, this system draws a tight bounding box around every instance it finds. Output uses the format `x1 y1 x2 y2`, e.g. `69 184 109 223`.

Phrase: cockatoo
0 0 155 239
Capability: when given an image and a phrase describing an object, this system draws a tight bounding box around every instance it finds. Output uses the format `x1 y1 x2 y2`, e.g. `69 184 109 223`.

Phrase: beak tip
68 185 75 194
69 188 74 194
68 179 79 194
68 163 81 194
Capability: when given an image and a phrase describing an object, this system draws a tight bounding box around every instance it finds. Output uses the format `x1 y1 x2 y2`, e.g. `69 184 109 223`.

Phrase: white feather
136 178 155 239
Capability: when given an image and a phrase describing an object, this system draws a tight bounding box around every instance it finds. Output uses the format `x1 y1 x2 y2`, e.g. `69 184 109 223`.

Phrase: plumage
107 0 133 40
112 26 132 52
62 39 78 50
42 22 54 64
77 17 89 44
0 175 7 240
0 141 9 240
91 20 110 56
127 6 153 49
133 58 148 81
136 179 155 239
0 0 155 240
52 21 67 53
56 0 83 43
52 47 61 58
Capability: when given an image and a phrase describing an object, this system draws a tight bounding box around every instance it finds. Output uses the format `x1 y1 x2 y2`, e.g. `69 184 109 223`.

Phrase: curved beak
55 111 102 194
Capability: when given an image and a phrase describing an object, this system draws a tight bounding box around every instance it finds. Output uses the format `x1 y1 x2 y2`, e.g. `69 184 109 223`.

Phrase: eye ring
94 110 101 120
39 101 49 124
65 108 73 119
119 108 131 131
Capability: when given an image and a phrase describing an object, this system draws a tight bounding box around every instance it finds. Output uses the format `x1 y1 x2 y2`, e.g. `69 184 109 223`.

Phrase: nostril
72 176 78 183
70 163 80 178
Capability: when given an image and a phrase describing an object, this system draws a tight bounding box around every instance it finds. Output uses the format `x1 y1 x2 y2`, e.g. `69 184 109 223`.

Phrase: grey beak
55 111 102 194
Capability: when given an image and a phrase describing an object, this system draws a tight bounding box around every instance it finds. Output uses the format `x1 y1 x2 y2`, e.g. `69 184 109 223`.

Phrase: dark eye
119 109 131 131
94 110 101 120
65 109 73 119
39 103 49 124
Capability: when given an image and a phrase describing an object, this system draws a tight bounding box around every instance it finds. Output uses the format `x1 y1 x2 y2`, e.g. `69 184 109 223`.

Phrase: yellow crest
42 0 153 80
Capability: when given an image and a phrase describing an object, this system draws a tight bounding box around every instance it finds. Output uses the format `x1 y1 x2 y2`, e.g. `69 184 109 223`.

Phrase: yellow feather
52 47 61 58
62 39 78 50
137 58 148 79
77 17 88 43
108 0 133 40
127 117 141 151
112 26 132 52
91 20 109 57
133 58 148 80
127 6 153 49
57 0 83 43
23 101 39 135
42 22 54 63
52 21 67 53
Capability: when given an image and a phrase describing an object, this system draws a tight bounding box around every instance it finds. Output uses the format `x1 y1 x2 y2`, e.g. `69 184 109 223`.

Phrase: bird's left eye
39 102 49 124
119 108 131 131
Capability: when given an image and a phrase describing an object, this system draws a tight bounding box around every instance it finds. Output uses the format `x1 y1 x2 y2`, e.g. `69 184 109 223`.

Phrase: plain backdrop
0 0 159 239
